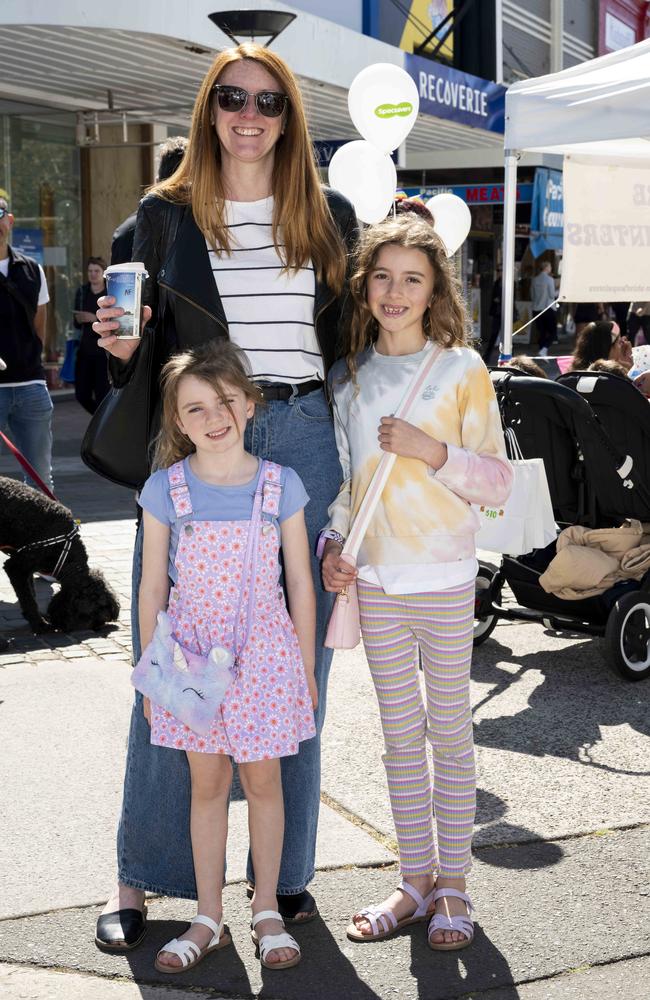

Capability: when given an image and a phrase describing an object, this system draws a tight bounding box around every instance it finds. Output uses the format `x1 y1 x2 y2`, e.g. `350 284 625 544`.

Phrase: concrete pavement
1 399 650 998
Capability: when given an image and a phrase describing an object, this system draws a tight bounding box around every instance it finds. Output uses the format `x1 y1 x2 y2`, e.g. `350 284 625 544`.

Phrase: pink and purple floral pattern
150 463 315 761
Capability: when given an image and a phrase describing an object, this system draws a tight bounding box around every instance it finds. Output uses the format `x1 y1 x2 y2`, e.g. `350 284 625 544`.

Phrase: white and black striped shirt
208 197 321 384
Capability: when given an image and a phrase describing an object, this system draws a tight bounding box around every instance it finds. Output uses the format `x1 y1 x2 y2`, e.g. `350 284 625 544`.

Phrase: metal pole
494 0 504 84
550 0 564 74
2 115 11 203
500 149 519 362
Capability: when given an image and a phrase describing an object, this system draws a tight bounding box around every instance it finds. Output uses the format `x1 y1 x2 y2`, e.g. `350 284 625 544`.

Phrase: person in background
393 195 434 224
609 301 629 340
507 355 547 378
570 320 632 373
587 358 629 378
0 193 53 490
573 301 605 337
72 256 108 414
110 136 188 266
627 303 650 347
530 261 556 357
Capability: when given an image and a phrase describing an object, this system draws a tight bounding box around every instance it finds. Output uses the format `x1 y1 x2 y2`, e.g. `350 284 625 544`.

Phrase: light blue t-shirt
139 457 309 582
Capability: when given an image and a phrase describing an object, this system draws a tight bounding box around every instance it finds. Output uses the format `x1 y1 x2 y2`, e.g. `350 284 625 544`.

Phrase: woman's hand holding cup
93 296 152 362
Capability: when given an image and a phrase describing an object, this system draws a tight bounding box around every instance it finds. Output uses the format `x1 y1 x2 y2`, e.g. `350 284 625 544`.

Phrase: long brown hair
149 43 345 294
153 341 264 470
570 320 615 371
342 216 470 381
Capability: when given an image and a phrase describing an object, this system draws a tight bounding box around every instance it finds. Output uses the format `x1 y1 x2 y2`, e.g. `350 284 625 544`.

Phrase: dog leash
0 429 57 502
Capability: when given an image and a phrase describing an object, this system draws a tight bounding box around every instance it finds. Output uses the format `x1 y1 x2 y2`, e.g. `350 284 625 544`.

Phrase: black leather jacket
111 187 358 389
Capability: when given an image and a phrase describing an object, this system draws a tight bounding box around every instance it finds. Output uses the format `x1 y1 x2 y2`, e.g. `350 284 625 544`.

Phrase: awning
505 36 650 156
0 2 504 158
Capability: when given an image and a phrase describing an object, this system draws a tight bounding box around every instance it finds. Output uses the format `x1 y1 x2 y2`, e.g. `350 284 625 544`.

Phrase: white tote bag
474 429 556 556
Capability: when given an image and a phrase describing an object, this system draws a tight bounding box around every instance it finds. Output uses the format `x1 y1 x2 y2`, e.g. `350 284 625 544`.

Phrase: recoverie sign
404 53 505 133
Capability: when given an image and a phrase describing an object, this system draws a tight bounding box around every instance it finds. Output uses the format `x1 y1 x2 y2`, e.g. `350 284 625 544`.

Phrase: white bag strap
504 426 525 462
342 345 443 561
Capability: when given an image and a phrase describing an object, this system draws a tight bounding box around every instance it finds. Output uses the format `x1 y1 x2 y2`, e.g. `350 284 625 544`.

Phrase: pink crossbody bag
324 344 443 650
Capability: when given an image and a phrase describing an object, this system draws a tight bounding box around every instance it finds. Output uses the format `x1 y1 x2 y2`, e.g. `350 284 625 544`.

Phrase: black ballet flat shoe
95 907 147 951
246 885 318 924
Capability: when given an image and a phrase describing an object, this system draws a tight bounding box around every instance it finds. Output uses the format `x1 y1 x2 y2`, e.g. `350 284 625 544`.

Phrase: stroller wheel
605 592 650 681
474 567 500 646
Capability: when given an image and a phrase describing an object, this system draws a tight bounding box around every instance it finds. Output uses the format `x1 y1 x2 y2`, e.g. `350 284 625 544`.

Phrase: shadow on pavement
117 914 253 996
409 924 521 1000
117 912 384 1000
475 789 564 870
0 593 121 651
472 636 650 776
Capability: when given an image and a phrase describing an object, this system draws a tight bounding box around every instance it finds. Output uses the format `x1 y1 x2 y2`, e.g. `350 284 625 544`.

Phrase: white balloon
348 63 420 154
328 141 396 225
425 194 472 256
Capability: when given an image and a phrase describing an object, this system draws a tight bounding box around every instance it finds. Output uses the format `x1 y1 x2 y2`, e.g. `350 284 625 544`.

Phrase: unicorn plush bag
131 611 235 736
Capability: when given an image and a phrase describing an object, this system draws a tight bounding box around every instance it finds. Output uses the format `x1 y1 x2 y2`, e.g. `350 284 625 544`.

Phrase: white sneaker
538 347 549 357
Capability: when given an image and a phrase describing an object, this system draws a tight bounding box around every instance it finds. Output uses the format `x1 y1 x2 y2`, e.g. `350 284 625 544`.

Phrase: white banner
559 154 650 303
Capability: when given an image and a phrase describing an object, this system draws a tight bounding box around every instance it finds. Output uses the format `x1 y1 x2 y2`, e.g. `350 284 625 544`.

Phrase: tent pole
500 149 520 362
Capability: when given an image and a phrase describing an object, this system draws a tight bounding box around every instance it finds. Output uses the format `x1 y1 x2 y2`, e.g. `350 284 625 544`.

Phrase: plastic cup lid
104 262 148 275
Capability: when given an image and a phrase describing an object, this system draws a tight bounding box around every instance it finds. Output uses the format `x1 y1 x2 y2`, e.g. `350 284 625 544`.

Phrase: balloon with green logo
348 63 419 154
328 140 397 225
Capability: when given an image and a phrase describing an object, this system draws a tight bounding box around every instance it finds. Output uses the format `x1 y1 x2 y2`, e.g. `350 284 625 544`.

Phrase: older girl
322 217 512 950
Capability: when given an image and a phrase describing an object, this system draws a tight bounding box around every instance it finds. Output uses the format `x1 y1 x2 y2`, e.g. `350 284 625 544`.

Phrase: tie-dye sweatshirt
326 342 513 567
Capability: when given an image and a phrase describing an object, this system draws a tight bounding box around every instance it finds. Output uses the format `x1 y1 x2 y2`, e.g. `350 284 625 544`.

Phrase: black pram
474 369 650 681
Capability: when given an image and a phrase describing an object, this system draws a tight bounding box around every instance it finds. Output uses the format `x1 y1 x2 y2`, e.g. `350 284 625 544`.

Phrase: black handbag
80 326 167 489
80 204 186 489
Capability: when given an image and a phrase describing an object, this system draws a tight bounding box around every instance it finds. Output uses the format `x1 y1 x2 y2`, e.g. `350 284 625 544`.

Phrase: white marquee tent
501 38 650 358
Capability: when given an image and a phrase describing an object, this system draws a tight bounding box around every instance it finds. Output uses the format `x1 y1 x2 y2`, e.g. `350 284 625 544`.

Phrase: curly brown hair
152 341 264 470
341 215 469 381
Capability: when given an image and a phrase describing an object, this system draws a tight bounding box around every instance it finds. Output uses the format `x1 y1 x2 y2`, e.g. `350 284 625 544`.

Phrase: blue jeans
117 388 341 897
0 382 54 490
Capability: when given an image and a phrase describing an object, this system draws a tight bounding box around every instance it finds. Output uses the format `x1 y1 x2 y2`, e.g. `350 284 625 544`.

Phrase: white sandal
427 888 475 951
251 909 301 970
154 913 231 974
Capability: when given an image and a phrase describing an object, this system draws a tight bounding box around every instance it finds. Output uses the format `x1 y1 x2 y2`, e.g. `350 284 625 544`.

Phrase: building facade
1 1 645 362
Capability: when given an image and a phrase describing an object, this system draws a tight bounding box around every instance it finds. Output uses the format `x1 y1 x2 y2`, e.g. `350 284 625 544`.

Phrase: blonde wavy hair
341 216 470 382
153 341 264 470
149 43 345 294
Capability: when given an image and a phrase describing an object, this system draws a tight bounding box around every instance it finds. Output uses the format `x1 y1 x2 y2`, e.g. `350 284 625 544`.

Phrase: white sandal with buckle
154 913 231 974
251 909 301 970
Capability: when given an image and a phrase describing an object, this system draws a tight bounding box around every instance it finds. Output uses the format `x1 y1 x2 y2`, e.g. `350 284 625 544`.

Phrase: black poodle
0 476 120 633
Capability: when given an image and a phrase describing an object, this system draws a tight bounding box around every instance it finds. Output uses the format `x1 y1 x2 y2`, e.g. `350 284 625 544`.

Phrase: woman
570 320 632 373
72 256 109 413
93 44 358 951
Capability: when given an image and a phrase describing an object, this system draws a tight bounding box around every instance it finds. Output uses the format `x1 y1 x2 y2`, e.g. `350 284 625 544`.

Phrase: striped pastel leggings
358 579 476 878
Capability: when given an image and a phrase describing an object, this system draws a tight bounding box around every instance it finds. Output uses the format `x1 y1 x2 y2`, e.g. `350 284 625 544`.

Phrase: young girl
138 341 317 973
321 217 512 951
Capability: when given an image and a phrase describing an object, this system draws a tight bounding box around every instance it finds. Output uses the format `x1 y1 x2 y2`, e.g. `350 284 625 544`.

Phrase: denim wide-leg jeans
117 388 341 898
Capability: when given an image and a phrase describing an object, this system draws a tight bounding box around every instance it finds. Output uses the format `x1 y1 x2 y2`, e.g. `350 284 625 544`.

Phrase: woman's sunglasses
0 208 10 219
212 84 288 119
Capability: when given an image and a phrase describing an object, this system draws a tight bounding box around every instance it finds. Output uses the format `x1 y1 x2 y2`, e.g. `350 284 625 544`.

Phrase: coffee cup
103 262 149 339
